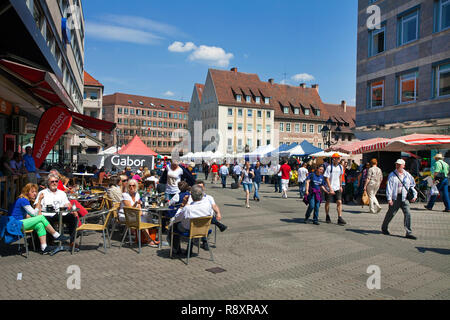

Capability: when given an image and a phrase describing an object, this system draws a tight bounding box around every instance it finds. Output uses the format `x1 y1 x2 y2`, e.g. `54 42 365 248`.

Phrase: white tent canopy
99 146 121 155
310 151 350 158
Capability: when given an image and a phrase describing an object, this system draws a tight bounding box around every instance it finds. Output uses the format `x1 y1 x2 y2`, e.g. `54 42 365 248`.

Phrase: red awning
69 111 116 134
0 59 75 110
118 135 158 156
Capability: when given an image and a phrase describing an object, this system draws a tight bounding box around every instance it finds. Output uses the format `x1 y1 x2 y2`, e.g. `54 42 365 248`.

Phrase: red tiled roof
195 83 204 102
84 71 103 87
322 103 356 133
103 92 189 112
208 68 330 121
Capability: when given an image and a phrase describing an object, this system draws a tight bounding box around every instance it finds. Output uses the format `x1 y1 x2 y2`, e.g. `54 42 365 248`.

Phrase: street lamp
321 118 342 149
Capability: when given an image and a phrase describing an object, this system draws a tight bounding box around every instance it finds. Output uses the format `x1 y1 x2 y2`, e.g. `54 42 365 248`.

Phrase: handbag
394 171 415 202
361 191 369 206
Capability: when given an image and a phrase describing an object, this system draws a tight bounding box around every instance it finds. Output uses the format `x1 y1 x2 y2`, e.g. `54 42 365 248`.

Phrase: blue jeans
305 195 320 222
426 178 450 210
253 181 260 199
221 174 227 188
298 181 306 198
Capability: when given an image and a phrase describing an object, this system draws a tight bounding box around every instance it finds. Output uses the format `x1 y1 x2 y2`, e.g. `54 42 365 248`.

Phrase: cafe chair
106 201 122 242
170 216 214 265
72 208 115 255
120 207 161 254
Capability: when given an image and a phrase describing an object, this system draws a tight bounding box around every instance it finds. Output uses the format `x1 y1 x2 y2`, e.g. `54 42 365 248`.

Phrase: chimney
311 84 319 92
230 67 237 73
341 100 347 112
268 78 274 85
299 83 306 88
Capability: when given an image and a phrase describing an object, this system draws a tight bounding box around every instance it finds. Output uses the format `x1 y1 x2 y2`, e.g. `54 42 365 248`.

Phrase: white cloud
188 45 234 67
85 22 163 45
164 91 175 97
101 14 186 37
168 41 197 52
280 79 291 85
291 73 315 82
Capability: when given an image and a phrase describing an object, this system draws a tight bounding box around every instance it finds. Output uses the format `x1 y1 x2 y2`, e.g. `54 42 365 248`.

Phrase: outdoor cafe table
72 173 94 188
142 206 173 248
42 207 79 255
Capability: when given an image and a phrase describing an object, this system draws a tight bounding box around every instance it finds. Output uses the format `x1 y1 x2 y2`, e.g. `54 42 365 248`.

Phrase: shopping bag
431 185 439 196
361 191 370 206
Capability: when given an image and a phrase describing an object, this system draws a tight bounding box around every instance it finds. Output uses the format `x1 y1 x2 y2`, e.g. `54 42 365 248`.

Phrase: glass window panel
443 0 450 30
438 66 450 96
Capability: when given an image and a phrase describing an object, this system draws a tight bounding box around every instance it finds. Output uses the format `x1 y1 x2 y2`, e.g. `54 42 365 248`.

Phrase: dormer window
283 107 289 114
255 96 261 104
294 108 300 115
304 109 310 116
246 95 251 103
139 101 143 105
316 109 321 116
128 100 132 104
264 97 270 104
236 94 242 102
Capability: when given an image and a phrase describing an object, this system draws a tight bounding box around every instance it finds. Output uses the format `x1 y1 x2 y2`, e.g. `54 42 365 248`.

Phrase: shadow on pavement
416 247 450 255
280 218 306 224
343 210 365 214
346 228 382 235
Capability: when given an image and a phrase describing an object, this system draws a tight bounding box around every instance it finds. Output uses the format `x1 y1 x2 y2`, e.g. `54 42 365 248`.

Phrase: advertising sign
104 154 154 171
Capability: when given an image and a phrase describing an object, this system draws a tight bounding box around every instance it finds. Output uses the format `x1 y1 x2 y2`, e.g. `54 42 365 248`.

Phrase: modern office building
188 68 356 154
0 0 85 160
102 93 189 155
355 0 450 139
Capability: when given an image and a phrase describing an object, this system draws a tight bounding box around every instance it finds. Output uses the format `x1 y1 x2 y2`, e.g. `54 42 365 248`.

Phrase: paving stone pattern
1 182 449 300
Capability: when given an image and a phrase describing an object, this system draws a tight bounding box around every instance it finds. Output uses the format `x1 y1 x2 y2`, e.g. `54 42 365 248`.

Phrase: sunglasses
49 180 59 184
122 180 128 182
128 184 137 187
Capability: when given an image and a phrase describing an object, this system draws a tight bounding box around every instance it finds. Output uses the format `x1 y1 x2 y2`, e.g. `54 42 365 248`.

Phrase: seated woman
9 183 69 254
168 181 191 207
120 179 159 247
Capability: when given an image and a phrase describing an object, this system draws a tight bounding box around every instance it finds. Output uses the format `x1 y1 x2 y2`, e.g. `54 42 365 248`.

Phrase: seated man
34 173 79 247
107 176 123 203
168 185 212 255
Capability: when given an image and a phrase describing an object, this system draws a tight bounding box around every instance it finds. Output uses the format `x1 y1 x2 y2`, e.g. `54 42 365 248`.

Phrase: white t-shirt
119 192 141 219
173 198 213 230
324 164 342 192
165 166 184 195
277 164 282 177
298 167 309 183
35 188 70 209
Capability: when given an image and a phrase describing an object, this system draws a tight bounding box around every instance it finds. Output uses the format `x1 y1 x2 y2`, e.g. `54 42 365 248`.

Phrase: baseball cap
395 159 405 165
331 153 341 158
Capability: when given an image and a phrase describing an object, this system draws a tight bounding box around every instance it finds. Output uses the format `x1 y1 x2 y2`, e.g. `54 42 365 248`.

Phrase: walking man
232 162 242 185
279 159 291 199
364 158 383 214
324 153 347 225
381 159 418 239
219 162 229 188
425 153 450 212
297 162 309 198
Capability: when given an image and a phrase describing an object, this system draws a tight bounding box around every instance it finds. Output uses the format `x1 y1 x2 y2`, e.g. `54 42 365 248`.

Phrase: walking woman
253 161 262 201
240 161 254 208
8 183 69 254
364 158 383 214
304 166 329 225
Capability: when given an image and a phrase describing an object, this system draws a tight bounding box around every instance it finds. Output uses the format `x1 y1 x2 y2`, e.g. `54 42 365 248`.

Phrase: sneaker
424 205 432 211
41 247 53 255
405 234 417 240
325 215 331 223
337 217 347 225
217 223 228 232
377 207 382 213
381 230 390 235
313 221 320 225
54 234 70 242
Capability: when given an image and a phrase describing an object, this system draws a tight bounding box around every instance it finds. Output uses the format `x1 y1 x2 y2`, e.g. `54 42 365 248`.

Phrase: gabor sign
104 154 154 171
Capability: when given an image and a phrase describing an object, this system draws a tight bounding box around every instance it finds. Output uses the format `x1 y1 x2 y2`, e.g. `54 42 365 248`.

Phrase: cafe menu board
0 97 12 116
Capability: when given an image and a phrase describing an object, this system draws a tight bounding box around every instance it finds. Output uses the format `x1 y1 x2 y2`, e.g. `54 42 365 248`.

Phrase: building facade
102 93 189 155
189 68 355 154
69 71 104 159
0 0 85 162
355 0 450 139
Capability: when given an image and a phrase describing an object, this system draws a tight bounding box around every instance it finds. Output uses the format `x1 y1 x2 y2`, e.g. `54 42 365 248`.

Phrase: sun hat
395 159 406 165
434 153 444 160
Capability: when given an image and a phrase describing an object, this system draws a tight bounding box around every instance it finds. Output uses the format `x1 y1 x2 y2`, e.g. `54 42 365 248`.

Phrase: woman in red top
279 160 291 199
211 162 219 184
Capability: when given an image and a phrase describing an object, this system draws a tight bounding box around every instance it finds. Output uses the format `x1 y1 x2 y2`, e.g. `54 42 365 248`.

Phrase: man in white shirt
324 154 347 226
298 163 309 198
219 163 229 188
35 173 78 245
274 163 282 193
169 185 213 255
232 163 242 185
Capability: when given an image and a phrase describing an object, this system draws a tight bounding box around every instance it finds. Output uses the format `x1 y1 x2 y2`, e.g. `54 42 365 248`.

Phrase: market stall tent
280 141 322 157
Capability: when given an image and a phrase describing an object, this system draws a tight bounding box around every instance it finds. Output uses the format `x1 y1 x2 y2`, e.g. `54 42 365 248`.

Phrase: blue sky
83 0 357 105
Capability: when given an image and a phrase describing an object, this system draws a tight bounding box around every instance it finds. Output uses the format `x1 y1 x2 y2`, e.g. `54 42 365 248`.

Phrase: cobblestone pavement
1 181 449 300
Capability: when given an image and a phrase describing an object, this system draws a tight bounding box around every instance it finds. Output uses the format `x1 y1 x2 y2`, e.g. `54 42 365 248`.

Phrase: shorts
281 179 289 191
242 183 253 192
326 190 342 202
